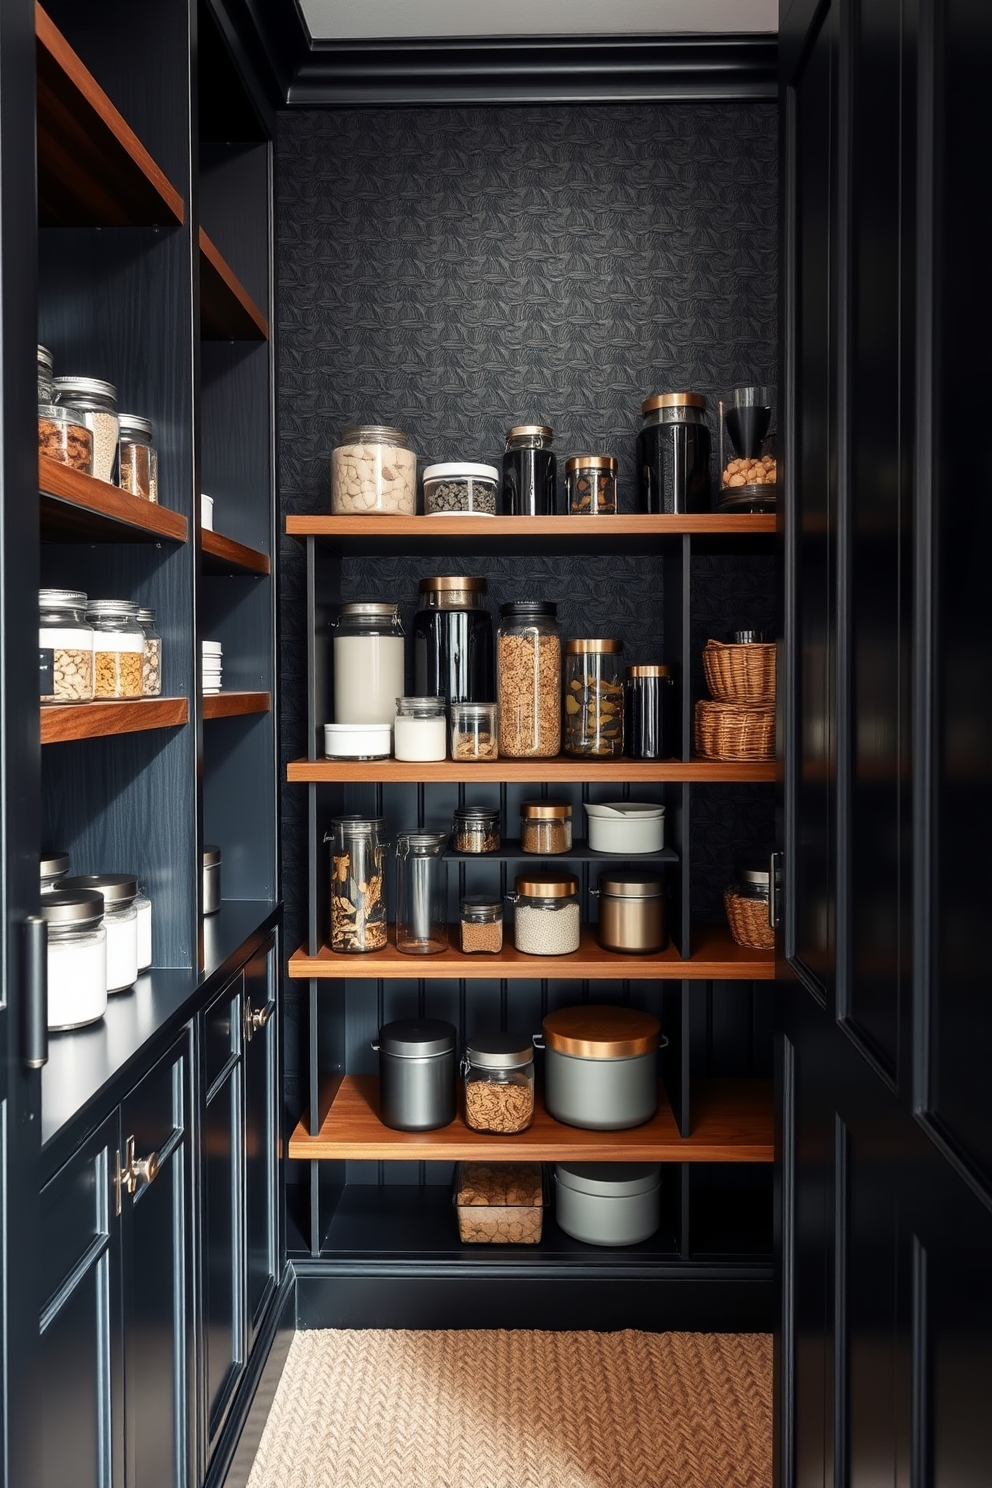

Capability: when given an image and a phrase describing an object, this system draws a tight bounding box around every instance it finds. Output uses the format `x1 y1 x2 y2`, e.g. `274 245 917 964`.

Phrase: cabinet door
243 939 277 1341
38 1115 124 1488
119 1037 194 1488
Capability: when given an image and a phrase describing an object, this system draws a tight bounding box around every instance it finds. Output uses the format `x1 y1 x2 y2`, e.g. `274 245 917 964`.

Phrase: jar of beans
461 1033 535 1131
497 601 562 758
459 897 504 955
564 638 624 758
566 455 618 514
451 808 501 854
510 872 581 956
331 425 416 515
85 600 144 699
519 800 572 854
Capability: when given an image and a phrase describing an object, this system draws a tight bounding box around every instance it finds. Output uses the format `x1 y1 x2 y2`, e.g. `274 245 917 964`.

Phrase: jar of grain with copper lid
519 800 572 854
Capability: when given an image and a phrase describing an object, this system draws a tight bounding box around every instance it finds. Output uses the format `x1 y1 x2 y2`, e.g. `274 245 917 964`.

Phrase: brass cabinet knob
131 1150 160 1188
250 1002 273 1033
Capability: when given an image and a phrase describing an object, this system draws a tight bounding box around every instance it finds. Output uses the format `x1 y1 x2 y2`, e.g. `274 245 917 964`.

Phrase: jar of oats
331 425 417 515
39 589 95 704
136 607 162 696
496 601 561 757
85 600 144 699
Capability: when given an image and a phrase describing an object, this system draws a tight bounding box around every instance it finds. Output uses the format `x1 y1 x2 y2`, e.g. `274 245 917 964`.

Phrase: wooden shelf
40 696 188 744
201 528 270 576
287 513 776 547
288 1075 774 1163
39 456 187 544
36 5 184 228
202 691 271 720
288 755 776 784
199 228 268 341
289 923 774 981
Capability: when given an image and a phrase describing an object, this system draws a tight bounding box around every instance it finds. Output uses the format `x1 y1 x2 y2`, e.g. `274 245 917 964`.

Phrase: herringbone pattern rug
246 1329 772 1487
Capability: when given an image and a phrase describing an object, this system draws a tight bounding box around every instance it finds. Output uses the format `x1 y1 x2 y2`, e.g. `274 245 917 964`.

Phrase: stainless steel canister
372 1018 457 1131
536 1004 662 1130
592 870 668 954
202 845 221 915
554 1163 662 1246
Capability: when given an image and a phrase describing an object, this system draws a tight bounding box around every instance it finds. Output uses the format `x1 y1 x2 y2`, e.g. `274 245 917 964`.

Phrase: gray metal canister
373 1018 456 1131
537 1004 662 1130
554 1163 662 1246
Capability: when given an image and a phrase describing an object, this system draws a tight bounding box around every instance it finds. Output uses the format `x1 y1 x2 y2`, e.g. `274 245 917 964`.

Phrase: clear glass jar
461 1033 534 1131
423 462 499 516
566 455 618 514
502 425 556 515
37 344 54 403
118 413 158 503
451 807 501 855
511 873 581 956
637 393 711 514
413 575 494 705
38 402 92 473
135 880 153 971
459 897 504 954
395 831 448 954
519 800 572 854
40 589 95 704
40 851 70 892
393 696 447 762
86 599 144 699
62 873 139 992
625 665 676 759
41 890 108 1031
327 817 387 953
332 602 405 726
564 638 625 758
450 701 499 761
331 424 416 515
53 376 119 484
497 601 562 758
136 607 162 697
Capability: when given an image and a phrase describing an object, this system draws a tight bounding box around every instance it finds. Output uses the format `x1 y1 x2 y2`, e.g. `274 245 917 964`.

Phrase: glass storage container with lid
450 700 499 761
519 800 572 854
423 462 499 516
332 602 405 726
62 873 139 993
118 414 158 503
327 816 387 953
395 831 448 955
625 664 676 759
393 696 447 761
52 375 119 483
40 851 70 892
451 807 501 854
136 607 162 696
461 1031 535 1131
566 455 618 514
38 402 93 473
86 599 144 699
502 425 556 515
636 392 711 514
37 343 54 402
564 638 624 758
459 896 504 954
39 589 95 704
497 601 562 758
413 575 494 705
510 871 581 955
331 424 416 515
724 858 775 950
41 889 108 1030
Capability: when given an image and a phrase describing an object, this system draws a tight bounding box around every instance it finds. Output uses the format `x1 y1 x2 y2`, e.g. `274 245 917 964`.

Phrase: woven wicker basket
703 639 777 704
695 700 775 762
724 889 775 950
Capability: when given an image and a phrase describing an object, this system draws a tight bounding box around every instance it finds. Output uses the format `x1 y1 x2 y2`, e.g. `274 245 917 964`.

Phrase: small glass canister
118 414 158 503
393 696 447 762
502 425 556 515
497 601 562 758
566 455 618 514
462 1032 535 1131
459 897 504 954
450 701 499 761
327 816 387 953
511 872 581 956
331 424 417 515
41 890 108 1031
86 600 144 699
37 344 54 403
423 462 499 516
40 589 95 704
62 873 138 993
52 375 119 484
136 607 162 697
625 664 676 759
519 800 572 854
451 808 501 854
564 638 625 758
40 851 70 893
38 403 93 473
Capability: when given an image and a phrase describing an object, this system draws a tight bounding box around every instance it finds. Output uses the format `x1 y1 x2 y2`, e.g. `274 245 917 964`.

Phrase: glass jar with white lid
86 600 144 699
41 889 108 1030
39 589 95 704
62 873 139 992
52 375 119 483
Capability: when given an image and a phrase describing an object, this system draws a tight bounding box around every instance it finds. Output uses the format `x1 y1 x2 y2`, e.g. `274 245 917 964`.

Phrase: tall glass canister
332 602 405 726
496 601 562 758
563 638 625 758
327 816 387 952
395 831 448 954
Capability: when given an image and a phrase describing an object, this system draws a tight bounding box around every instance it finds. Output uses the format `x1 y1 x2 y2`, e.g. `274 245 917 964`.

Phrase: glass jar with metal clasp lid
86 599 144 699
636 392 711 513
52 375 119 484
41 889 108 1031
502 425 556 515
509 871 581 956
395 831 449 955
331 424 417 515
39 588 95 704
332 602 405 727
451 807 501 855
459 896 504 954
327 816 387 953
118 414 158 503
461 1032 535 1131
61 873 139 993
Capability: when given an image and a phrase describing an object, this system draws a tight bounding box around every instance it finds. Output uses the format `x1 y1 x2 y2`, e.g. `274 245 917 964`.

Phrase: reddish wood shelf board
288 755 776 784
201 528 270 576
287 513 776 541
199 228 268 341
36 5 184 228
289 923 774 981
41 697 188 744
202 691 271 720
40 457 187 544
288 1075 774 1163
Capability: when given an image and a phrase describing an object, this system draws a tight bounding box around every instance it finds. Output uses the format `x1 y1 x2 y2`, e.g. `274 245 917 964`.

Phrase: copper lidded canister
537 1004 662 1130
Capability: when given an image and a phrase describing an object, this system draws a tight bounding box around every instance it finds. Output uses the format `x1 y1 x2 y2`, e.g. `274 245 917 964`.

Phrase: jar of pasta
85 600 144 699
563 638 624 758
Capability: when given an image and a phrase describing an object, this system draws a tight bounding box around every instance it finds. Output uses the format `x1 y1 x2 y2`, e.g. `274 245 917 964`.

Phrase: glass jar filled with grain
519 800 572 854
39 589 94 704
118 414 158 503
459 897 504 955
451 808 501 855
85 600 144 699
496 601 561 758
52 376 119 484
563 638 625 758
136 607 162 696
450 700 499 761
510 871 581 955
461 1033 534 1131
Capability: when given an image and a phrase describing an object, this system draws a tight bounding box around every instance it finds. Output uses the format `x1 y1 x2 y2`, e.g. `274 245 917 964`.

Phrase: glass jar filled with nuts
566 455 618 514
39 589 95 704
86 600 144 699
461 1033 535 1132
136 607 162 697
563 638 624 758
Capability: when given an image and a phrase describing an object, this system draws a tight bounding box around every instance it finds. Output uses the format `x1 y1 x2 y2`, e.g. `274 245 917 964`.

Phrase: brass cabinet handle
243 999 274 1043
121 1134 160 1196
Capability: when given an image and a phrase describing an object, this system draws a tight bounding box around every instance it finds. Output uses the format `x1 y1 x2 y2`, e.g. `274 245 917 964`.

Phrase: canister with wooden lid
535 1004 662 1130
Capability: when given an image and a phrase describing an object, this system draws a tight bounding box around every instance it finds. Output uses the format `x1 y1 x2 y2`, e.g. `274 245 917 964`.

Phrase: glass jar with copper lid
509 871 580 955
502 425 556 515
563 638 624 757
413 574 494 705
537 1004 663 1130
519 799 572 854
636 392 711 513
566 455 618 514
625 664 676 759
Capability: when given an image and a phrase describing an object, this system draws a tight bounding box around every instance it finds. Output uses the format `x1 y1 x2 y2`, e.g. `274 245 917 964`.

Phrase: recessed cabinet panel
204 978 240 1092
244 943 278 1337
203 982 245 1447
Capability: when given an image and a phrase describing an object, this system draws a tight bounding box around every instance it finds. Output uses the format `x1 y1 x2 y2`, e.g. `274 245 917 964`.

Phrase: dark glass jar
413 575 494 705
636 393 711 513
625 664 676 759
502 426 556 515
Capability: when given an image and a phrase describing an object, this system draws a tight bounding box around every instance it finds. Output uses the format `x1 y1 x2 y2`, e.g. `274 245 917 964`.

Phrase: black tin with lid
502 425 556 515
371 1018 457 1131
636 393 711 513
412 574 494 705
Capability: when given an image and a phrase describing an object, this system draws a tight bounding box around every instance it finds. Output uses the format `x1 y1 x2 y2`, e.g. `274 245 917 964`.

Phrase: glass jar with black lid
625 664 676 759
502 425 556 515
412 575 494 705
636 393 711 513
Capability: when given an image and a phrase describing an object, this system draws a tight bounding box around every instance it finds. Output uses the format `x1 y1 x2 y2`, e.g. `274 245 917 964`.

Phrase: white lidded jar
41 889 108 1030
39 588 95 704
393 696 447 761
62 873 138 993
332 601 405 726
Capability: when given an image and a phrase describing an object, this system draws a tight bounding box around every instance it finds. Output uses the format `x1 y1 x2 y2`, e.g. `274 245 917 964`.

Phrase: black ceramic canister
636 393 711 513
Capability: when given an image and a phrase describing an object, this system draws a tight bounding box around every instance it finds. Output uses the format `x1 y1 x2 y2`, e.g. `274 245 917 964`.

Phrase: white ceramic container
583 801 665 854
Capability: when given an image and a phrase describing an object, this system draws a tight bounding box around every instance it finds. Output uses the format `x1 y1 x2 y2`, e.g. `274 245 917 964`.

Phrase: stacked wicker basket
695 637 776 762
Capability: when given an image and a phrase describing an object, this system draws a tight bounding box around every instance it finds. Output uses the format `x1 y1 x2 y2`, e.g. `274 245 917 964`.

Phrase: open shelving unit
202 691 271 720
40 697 189 745
40 456 188 544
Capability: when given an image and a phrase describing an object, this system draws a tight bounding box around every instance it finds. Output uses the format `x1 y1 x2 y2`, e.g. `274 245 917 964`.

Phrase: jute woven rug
246 1329 772 1488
